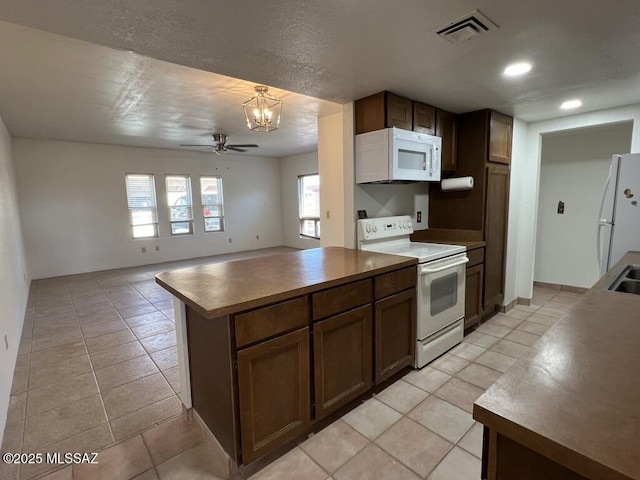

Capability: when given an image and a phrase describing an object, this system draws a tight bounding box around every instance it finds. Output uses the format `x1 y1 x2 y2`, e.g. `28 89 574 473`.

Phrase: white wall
13 139 284 279
503 118 528 305
509 104 640 300
318 111 348 247
354 183 430 230
0 115 30 448
280 151 321 249
535 124 632 288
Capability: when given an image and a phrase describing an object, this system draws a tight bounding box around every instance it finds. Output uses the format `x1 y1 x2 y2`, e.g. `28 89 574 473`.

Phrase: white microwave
355 127 442 184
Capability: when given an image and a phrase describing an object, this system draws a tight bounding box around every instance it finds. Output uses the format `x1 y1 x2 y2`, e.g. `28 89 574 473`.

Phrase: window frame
200 176 225 233
125 173 159 239
165 174 194 236
298 174 320 240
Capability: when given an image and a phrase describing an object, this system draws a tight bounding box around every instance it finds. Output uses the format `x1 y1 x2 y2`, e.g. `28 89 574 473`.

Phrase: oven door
417 253 468 340
390 131 442 182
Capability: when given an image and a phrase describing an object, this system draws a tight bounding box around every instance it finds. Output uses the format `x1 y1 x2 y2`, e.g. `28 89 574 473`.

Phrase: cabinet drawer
467 247 485 269
312 279 372 321
235 296 309 348
374 266 417 300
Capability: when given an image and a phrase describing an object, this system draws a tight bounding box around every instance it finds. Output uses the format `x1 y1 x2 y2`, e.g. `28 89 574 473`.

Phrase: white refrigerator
598 153 640 275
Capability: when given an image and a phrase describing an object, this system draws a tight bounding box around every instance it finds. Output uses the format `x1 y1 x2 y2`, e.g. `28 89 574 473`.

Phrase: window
166 175 194 235
200 176 224 232
298 174 320 239
125 174 158 238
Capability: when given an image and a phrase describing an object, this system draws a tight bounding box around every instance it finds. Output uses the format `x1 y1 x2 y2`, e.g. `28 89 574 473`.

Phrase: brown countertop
473 251 640 480
155 246 416 319
410 228 485 250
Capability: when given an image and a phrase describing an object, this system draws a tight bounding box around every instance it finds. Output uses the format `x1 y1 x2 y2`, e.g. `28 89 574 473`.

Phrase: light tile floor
1 253 582 480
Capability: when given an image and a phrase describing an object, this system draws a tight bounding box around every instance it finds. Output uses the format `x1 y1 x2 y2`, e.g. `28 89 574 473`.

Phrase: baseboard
499 297 532 313
534 281 588 294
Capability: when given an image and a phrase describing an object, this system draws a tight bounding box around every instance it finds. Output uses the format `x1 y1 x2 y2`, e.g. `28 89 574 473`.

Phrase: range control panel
357 215 414 242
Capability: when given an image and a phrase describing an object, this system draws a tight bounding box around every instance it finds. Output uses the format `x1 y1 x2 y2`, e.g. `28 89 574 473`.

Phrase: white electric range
357 215 468 368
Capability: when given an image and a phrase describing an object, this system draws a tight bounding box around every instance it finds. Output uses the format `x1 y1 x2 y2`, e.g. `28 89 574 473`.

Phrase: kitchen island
473 251 640 480
156 247 417 467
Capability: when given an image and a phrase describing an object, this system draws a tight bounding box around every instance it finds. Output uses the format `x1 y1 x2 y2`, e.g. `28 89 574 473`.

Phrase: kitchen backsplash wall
354 183 429 230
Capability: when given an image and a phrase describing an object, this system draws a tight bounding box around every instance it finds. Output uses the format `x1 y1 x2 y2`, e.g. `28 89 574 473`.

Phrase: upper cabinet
435 109 457 173
355 91 459 174
488 111 513 164
412 102 436 135
355 91 412 134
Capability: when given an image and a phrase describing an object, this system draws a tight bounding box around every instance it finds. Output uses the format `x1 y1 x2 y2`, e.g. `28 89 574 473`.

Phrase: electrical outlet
4 335 8 351
417 211 422 223
228 238 232 243
326 210 331 219
141 247 146 253
557 201 565 214
155 245 159 251
256 235 260 240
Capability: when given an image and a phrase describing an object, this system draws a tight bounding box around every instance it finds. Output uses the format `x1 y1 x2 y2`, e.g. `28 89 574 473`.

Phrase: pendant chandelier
242 86 283 132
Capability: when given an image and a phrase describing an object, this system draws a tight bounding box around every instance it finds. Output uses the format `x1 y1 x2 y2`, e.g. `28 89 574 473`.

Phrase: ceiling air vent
436 10 498 44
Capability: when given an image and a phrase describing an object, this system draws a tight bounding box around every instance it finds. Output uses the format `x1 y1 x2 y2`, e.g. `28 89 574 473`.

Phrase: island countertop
155 246 416 319
473 251 640 480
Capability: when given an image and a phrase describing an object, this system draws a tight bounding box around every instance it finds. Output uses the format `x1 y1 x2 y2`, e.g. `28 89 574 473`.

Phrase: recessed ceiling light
560 99 582 110
503 62 532 77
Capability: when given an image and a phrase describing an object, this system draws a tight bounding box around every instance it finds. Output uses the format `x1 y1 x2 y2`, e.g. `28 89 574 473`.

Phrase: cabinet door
413 102 436 134
355 92 386 135
464 264 483 330
375 289 416 384
237 328 310 464
386 93 413 130
436 109 458 173
483 164 510 312
489 111 513 164
313 305 373 420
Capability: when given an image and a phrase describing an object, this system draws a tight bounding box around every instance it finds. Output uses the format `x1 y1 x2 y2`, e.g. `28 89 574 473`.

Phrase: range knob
372 225 377 233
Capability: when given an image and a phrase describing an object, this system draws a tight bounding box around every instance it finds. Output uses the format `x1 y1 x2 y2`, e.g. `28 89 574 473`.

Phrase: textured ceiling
1 0 640 156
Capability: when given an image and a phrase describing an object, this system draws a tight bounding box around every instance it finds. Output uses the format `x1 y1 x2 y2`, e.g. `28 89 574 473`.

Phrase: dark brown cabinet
237 328 311 464
355 91 413 134
436 109 458 173
484 164 510 311
489 111 513 164
464 245 485 330
188 262 416 467
313 305 373 420
428 109 512 318
413 101 436 134
374 288 416 383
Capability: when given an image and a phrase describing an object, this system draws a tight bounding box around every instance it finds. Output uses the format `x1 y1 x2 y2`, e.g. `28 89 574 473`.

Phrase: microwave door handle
427 145 434 175
431 145 435 174
419 257 469 275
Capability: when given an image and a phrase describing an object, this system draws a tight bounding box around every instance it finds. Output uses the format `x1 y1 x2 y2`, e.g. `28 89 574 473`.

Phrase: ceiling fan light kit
242 86 283 132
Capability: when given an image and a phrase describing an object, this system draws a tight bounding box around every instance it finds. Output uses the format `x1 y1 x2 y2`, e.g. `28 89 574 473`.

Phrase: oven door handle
419 257 469 275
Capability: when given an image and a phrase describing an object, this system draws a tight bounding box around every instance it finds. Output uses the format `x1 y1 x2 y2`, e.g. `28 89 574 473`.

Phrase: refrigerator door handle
597 160 615 271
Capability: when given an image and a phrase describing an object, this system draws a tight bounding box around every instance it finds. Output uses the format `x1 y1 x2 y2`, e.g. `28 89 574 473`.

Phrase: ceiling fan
180 133 259 155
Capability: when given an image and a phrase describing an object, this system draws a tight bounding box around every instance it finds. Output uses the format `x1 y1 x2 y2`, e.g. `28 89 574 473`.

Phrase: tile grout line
72 273 119 447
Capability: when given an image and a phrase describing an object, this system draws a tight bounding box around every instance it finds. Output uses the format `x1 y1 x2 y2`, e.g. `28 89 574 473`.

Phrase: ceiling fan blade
227 144 259 148
226 146 247 152
179 144 215 147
